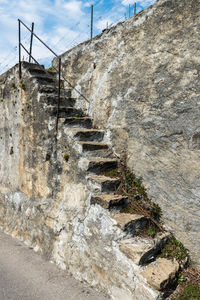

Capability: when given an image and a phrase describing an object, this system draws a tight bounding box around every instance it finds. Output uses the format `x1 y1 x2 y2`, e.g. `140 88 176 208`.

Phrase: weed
172 284 200 300
178 275 185 283
47 67 53 72
159 236 189 264
0 98 3 102
20 82 25 90
63 152 69 162
11 83 16 89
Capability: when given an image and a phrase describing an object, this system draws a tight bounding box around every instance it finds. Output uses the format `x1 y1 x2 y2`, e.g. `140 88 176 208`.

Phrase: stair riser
34 77 55 85
74 131 104 142
40 96 75 107
125 218 149 236
39 86 71 97
48 108 82 118
87 161 118 174
87 179 120 194
91 196 129 210
64 119 93 129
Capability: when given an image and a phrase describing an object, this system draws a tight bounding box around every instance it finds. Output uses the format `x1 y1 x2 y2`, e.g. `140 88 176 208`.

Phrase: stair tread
78 141 108 146
92 194 127 202
139 258 179 291
88 157 117 162
68 129 103 133
119 232 170 265
111 213 146 228
91 193 128 209
88 175 120 183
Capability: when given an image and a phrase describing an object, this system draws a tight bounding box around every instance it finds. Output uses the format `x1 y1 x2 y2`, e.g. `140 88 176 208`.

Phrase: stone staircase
23 62 183 299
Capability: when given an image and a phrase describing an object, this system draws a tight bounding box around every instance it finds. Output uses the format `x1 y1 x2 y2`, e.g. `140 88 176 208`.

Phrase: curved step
139 258 179 291
91 194 129 209
119 232 170 265
87 175 120 193
111 213 149 235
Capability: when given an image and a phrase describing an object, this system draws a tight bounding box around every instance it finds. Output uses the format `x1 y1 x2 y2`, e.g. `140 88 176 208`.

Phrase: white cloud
122 0 156 6
64 1 83 15
96 18 113 31
0 0 157 74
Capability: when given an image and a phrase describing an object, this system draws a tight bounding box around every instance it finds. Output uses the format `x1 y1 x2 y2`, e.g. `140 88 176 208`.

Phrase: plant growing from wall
63 152 69 162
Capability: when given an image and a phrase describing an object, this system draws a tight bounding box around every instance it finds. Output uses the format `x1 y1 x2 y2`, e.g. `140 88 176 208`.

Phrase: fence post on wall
129 4 131 18
18 19 22 79
91 5 93 39
134 3 137 16
29 22 34 63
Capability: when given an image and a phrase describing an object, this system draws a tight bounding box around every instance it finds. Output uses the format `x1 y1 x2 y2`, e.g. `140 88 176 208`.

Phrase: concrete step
22 62 45 71
91 194 129 210
87 175 120 193
28 68 57 77
85 158 118 174
69 129 104 142
111 213 149 235
78 142 108 152
38 85 71 97
139 258 179 291
62 117 93 129
78 142 112 157
39 94 76 107
47 106 82 118
119 232 170 266
32 74 55 84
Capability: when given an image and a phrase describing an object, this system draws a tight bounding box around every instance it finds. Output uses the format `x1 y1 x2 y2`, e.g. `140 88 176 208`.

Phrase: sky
0 0 156 74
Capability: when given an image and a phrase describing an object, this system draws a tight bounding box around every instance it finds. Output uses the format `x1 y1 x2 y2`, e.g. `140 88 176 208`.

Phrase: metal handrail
18 19 61 136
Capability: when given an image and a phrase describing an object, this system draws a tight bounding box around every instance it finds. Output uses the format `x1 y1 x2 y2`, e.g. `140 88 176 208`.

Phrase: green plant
178 274 185 283
11 83 16 89
172 284 200 300
47 67 53 71
63 152 69 162
20 82 25 90
147 229 156 238
0 98 3 102
9 133 12 137
159 236 189 264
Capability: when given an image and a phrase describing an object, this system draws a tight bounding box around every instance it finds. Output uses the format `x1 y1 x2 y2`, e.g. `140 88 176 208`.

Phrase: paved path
0 230 109 300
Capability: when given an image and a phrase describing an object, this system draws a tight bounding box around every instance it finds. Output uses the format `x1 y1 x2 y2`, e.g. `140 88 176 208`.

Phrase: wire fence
0 2 146 75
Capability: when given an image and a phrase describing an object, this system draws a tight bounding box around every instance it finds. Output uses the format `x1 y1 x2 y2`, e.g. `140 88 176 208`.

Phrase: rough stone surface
140 258 179 291
0 63 162 299
55 0 200 265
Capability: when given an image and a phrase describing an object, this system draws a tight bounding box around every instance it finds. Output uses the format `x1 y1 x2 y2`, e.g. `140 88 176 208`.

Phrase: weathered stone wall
56 0 200 265
0 64 163 300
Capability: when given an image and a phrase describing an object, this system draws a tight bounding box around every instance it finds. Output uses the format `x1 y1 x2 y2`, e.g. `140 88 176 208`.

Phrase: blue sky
0 0 156 74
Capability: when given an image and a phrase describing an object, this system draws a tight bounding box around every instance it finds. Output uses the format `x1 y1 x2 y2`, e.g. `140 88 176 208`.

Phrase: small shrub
20 82 25 90
159 236 189 264
63 153 69 162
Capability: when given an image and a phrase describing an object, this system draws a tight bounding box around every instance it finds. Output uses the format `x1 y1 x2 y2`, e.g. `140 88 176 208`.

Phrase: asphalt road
0 230 109 300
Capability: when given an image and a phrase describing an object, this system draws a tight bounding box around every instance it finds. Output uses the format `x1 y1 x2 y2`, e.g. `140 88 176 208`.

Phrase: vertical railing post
129 4 131 18
29 22 34 63
56 57 61 135
134 3 137 16
18 19 22 79
91 5 93 39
